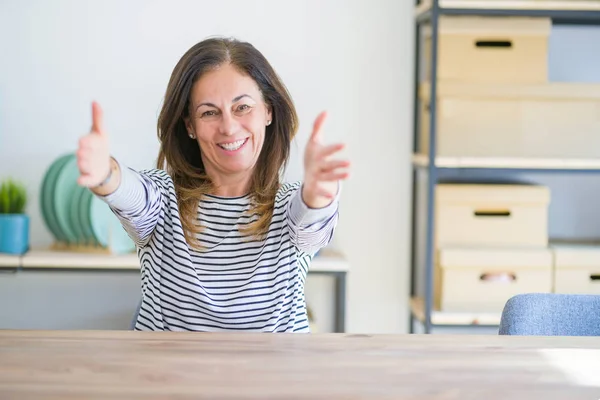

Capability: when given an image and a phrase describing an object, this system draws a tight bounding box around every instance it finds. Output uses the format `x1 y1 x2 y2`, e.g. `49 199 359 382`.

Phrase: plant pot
0 214 29 255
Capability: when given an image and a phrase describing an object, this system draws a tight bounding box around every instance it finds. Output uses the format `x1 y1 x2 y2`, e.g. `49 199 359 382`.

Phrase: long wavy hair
156 37 299 250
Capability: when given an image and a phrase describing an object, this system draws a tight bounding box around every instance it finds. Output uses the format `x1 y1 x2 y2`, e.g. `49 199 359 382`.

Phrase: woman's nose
219 112 240 136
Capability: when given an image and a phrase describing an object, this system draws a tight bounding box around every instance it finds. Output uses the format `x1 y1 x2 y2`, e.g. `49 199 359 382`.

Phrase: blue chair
499 293 600 336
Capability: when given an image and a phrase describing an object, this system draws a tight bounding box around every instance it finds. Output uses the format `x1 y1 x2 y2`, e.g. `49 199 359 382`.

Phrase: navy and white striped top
99 160 339 332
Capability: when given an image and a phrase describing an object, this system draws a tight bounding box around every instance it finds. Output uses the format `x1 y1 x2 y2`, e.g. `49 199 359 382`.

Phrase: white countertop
0 253 21 268
2 247 349 273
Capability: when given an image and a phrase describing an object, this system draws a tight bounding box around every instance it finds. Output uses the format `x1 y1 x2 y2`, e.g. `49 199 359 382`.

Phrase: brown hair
156 37 298 250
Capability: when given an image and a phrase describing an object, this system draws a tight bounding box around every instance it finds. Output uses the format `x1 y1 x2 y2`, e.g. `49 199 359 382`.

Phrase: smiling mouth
218 138 248 152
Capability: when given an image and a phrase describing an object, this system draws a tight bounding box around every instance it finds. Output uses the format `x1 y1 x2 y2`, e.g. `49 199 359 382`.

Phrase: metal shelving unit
410 0 600 334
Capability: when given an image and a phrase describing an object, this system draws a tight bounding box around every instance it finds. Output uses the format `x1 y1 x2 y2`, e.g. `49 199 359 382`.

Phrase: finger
91 101 105 134
309 111 327 143
318 143 345 159
319 159 350 172
318 171 349 181
76 148 89 162
77 136 95 151
77 158 91 174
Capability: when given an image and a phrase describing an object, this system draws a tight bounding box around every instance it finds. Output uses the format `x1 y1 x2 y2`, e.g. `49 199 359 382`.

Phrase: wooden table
1 331 599 399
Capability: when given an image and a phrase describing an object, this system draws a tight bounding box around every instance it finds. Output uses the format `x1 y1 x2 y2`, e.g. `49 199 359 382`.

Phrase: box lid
423 15 551 36
436 184 550 205
438 247 553 269
552 242 600 268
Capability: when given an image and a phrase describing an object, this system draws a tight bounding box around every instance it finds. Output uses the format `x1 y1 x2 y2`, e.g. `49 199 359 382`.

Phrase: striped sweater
99 161 340 332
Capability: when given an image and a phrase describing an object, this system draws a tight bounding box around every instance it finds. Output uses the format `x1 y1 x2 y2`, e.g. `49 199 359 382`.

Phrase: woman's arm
95 158 164 248
288 111 349 253
76 101 163 248
287 182 340 254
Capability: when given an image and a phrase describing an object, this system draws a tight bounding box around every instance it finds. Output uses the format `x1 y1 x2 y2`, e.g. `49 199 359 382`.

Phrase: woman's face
185 63 272 181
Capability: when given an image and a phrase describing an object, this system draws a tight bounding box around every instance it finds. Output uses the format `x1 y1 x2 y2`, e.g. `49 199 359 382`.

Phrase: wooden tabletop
1 331 599 399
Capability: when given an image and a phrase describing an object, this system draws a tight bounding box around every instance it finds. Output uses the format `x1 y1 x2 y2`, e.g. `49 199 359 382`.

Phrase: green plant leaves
0 178 27 214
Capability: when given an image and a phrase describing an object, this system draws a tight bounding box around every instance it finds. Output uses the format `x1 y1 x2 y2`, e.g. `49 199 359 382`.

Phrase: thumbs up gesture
301 111 350 209
77 102 111 187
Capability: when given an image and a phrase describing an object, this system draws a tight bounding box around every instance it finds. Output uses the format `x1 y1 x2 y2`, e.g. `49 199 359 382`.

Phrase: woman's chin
219 161 254 175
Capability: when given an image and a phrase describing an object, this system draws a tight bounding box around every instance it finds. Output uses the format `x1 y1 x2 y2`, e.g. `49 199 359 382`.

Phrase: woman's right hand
77 101 112 188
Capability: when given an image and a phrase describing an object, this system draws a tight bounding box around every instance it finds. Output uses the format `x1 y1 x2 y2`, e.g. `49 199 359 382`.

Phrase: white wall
0 0 413 333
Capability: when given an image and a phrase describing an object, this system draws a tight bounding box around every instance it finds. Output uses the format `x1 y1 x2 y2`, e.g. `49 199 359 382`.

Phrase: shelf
418 0 600 11
420 81 600 99
21 250 140 270
416 0 600 22
15 248 349 273
410 0 600 334
0 254 20 268
412 154 600 173
310 249 350 273
410 297 501 326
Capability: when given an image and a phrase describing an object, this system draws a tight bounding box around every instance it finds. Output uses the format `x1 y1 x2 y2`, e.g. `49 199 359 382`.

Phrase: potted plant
0 178 29 255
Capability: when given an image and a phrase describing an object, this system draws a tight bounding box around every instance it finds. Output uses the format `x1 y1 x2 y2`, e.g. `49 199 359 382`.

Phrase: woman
76 37 350 332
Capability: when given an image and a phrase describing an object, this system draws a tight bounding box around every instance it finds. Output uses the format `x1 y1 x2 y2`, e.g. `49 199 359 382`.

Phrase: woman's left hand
302 111 350 209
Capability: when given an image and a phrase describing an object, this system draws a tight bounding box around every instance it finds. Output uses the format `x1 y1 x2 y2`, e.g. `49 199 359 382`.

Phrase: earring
189 133 196 139
266 120 271 126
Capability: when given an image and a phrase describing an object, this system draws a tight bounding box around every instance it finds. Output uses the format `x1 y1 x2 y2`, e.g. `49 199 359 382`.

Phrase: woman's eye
237 104 252 113
202 110 217 117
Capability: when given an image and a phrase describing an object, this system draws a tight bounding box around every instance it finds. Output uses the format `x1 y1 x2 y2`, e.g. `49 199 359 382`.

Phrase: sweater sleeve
96 159 165 249
286 182 340 255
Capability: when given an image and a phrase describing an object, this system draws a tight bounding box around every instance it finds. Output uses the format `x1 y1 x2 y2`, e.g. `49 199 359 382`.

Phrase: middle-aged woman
76 37 350 332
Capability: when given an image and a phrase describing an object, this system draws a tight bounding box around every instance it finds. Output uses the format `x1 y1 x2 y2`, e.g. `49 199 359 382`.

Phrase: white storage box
435 247 553 312
423 16 551 84
436 184 550 248
419 82 600 159
552 243 600 295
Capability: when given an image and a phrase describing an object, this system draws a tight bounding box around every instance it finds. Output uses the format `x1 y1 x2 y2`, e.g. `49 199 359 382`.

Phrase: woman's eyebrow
232 94 253 102
195 94 254 111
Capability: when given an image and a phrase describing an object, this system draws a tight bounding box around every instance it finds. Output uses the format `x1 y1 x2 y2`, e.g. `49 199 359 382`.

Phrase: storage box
436 184 550 248
552 243 600 295
419 82 600 158
423 16 551 84
435 247 553 312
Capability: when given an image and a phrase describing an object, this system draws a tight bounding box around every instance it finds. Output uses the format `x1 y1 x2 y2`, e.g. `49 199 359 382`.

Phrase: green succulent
0 178 27 214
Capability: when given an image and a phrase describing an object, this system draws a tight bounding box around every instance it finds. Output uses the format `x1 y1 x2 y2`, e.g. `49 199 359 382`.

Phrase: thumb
91 101 105 135
310 111 327 143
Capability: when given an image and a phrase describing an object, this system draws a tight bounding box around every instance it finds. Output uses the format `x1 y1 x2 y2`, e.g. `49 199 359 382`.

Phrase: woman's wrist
90 157 121 196
94 164 114 188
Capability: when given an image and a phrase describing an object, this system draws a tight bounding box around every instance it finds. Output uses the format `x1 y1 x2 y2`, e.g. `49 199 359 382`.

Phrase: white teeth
219 139 246 151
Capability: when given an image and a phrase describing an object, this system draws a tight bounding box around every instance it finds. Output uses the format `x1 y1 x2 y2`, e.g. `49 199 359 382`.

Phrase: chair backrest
499 293 600 336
